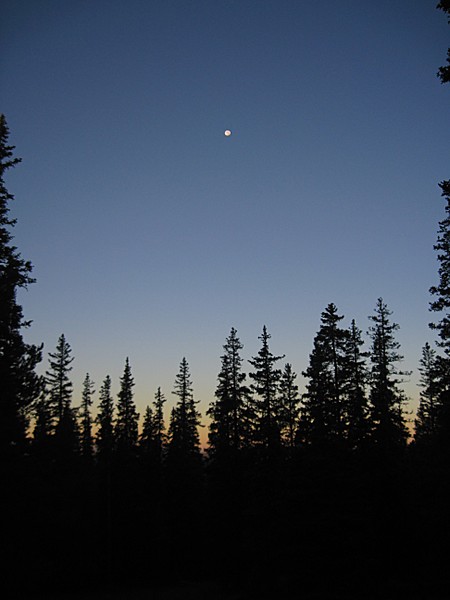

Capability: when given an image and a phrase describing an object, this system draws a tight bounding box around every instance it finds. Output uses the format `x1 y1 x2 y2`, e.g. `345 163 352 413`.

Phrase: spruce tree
79 373 95 460
367 299 409 451
0 115 42 453
95 375 115 459
208 327 253 456
414 343 446 444
301 304 349 447
139 405 154 456
344 319 369 450
44 334 79 457
115 358 139 455
248 326 284 452
437 1 450 84
152 386 166 462
167 357 201 461
45 334 74 424
278 363 300 450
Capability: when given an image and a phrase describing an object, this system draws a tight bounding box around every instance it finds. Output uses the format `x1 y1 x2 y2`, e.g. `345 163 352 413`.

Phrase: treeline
26 299 411 465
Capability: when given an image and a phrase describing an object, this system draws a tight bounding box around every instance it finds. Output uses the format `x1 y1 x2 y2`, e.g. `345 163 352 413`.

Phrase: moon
224 129 232 137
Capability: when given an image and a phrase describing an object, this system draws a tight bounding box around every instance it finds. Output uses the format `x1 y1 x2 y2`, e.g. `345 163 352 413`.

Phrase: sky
2 0 449 440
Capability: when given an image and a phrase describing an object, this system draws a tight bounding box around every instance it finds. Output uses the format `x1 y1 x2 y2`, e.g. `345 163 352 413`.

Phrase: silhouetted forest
2 5 450 599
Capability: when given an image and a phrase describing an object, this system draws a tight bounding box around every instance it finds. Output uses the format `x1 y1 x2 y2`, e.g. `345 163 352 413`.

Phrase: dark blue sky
2 0 449 431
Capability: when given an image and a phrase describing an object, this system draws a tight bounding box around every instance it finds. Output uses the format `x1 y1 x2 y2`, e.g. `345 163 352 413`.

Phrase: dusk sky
2 0 449 438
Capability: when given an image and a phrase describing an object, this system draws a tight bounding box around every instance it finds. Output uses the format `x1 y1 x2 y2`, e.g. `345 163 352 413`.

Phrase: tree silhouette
115 358 139 455
208 327 253 456
152 386 167 463
45 334 74 425
344 319 369 450
367 299 409 451
414 343 445 444
167 357 201 461
0 114 42 454
248 326 285 452
301 304 348 447
437 1 450 83
79 373 95 460
95 375 115 460
278 362 300 450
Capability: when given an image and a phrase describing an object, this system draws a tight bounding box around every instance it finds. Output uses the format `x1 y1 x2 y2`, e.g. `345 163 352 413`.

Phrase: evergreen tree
139 405 154 456
208 327 253 456
44 334 79 457
167 357 201 461
0 114 42 453
414 343 446 443
79 373 95 460
95 375 115 459
301 304 349 447
344 319 369 450
45 334 74 425
367 298 409 451
115 358 139 454
248 326 285 451
437 1 450 84
278 363 300 450
152 386 166 461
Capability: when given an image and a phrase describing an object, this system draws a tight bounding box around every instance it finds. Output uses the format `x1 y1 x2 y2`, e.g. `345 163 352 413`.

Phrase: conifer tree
414 343 445 443
139 405 154 456
0 115 42 453
32 390 53 456
115 358 139 454
45 334 74 425
344 319 369 449
248 326 284 451
367 299 409 451
301 304 349 446
437 1 450 84
79 373 95 459
208 327 253 456
167 357 201 461
96 375 115 459
278 363 300 450
152 386 166 461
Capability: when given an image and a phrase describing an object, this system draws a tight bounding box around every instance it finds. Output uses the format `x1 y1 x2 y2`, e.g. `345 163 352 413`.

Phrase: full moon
224 129 232 137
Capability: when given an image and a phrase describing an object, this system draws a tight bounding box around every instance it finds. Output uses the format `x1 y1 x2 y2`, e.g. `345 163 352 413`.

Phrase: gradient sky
2 0 449 439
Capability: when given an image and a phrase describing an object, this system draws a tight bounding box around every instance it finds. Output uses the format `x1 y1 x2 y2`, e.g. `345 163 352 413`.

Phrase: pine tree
32 389 53 457
79 373 95 460
344 319 369 450
367 299 409 451
208 327 253 456
0 115 43 453
44 334 79 457
115 358 139 455
95 375 115 459
248 326 285 452
301 304 349 447
414 343 445 443
139 405 154 456
167 357 201 461
278 363 300 450
437 1 450 84
45 334 74 424
152 386 166 461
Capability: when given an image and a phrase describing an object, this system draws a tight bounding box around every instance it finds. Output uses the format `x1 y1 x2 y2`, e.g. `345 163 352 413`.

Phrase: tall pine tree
167 357 201 462
0 115 42 454
367 299 409 451
95 375 115 460
115 358 139 455
248 326 284 452
301 304 349 447
208 327 253 457
79 373 95 460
